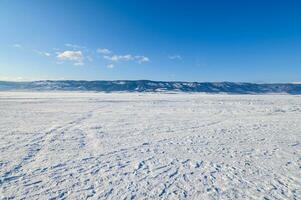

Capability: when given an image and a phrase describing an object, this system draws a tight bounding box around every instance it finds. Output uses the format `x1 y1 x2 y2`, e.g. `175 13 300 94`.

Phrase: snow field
0 92 300 199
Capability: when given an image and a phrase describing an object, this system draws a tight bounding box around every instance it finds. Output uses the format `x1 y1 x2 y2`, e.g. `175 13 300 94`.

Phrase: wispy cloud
11 43 91 66
103 54 133 62
13 44 22 48
57 50 84 66
97 48 112 55
11 44 149 68
103 54 150 64
107 64 114 68
34 50 51 57
98 47 150 67
135 56 149 64
13 44 51 57
65 43 87 50
0 75 27 81
0 75 69 81
74 62 84 66
168 55 182 60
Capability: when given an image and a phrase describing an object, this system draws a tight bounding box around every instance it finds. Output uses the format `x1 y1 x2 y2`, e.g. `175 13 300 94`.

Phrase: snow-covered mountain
1 80 301 94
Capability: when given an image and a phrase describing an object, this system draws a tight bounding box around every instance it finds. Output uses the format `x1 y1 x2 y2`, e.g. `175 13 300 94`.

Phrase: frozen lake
0 92 300 199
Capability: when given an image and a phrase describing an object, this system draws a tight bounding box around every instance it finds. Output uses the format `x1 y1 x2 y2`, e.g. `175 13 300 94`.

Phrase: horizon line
1 79 301 85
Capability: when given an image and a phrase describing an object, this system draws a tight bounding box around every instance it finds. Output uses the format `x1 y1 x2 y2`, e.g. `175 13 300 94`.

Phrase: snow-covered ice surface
0 92 301 199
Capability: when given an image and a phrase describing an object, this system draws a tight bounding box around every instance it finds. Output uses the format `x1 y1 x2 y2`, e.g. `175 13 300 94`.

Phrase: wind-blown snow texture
1 80 301 94
0 92 301 199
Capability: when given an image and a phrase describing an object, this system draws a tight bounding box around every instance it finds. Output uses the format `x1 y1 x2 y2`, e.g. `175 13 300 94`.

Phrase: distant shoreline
1 80 301 94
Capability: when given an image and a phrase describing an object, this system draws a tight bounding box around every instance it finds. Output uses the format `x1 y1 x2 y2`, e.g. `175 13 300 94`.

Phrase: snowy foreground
0 92 301 200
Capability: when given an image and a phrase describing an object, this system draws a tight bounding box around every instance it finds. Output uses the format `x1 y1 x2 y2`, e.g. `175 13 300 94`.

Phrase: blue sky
1 0 301 82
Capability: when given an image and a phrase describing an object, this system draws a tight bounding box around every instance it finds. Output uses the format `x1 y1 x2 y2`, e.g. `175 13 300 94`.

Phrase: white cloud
104 54 134 62
98 48 149 65
13 44 22 48
44 52 51 57
103 54 149 64
65 43 86 50
57 51 83 61
74 62 84 66
57 50 84 66
107 64 114 68
168 55 182 60
34 50 51 57
135 56 149 64
97 48 112 55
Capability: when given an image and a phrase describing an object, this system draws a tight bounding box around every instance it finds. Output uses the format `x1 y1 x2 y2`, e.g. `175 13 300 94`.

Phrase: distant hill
1 80 301 94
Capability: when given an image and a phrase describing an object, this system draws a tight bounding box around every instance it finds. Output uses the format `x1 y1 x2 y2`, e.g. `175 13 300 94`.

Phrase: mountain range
1 80 301 94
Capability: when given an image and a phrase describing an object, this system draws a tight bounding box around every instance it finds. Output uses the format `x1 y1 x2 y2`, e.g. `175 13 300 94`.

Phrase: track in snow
0 92 301 199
